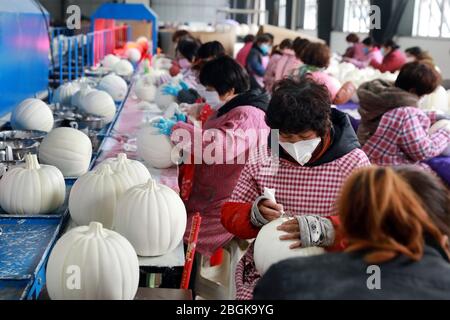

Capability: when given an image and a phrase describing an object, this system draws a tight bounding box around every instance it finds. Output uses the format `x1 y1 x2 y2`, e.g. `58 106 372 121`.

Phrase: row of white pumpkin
328 61 450 114
11 73 128 134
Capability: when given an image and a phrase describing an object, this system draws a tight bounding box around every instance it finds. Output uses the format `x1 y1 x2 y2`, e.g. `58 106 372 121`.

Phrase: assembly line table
0 72 185 299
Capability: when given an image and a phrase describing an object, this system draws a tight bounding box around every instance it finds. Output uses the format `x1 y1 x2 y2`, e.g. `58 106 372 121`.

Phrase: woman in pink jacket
264 39 300 92
294 42 355 105
344 37 383 69
370 39 407 73
153 56 270 258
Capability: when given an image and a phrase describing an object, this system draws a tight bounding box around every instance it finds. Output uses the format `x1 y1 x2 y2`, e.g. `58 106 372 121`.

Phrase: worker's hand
257 200 283 223
152 118 176 136
277 219 301 249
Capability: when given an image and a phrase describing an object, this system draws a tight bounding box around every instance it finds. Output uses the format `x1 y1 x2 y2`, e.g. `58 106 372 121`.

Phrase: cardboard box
257 24 324 45
159 28 236 57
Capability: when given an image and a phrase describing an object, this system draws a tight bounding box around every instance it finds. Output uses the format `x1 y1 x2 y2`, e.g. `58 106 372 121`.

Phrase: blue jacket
246 47 266 77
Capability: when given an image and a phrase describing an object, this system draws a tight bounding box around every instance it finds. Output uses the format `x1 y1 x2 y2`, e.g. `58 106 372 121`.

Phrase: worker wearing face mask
370 39 407 73
246 34 273 89
153 56 270 266
343 37 383 69
221 78 371 300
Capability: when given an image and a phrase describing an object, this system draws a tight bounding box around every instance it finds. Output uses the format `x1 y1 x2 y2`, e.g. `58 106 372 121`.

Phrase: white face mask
279 138 322 166
203 90 224 110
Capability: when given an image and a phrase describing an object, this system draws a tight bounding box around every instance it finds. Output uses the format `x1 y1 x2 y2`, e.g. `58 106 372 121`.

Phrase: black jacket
270 109 361 167
254 244 450 300
217 89 270 118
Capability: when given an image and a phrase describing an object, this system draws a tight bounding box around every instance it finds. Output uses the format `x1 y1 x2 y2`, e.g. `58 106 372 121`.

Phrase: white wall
150 0 229 24
330 31 450 79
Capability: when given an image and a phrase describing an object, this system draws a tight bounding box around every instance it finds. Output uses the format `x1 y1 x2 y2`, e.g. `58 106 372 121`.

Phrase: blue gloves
171 112 187 123
152 118 176 136
161 81 190 97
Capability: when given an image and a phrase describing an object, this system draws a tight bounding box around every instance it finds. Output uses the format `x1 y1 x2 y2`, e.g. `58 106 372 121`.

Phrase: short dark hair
383 39 400 50
199 56 250 96
172 30 193 43
279 38 293 50
300 42 331 68
176 39 201 62
293 38 310 60
243 34 255 43
405 46 423 57
264 33 274 42
266 78 331 136
197 41 225 60
255 34 272 45
395 62 441 97
346 33 360 43
362 37 376 47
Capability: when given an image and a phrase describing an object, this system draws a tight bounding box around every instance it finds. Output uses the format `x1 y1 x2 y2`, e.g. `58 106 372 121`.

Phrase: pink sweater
309 71 340 101
171 106 270 256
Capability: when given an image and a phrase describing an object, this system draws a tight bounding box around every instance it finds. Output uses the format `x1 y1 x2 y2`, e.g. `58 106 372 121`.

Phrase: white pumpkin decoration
98 73 128 102
46 222 139 300
126 47 142 64
114 178 187 256
429 120 450 156
69 164 136 228
53 82 80 106
137 125 177 169
10 98 54 132
96 153 151 185
113 59 134 77
254 218 325 275
419 86 449 114
155 85 177 111
80 90 116 123
101 54 121 69
71 83 94 108
0 154 65 215
134 76 157 102
39 127 92 177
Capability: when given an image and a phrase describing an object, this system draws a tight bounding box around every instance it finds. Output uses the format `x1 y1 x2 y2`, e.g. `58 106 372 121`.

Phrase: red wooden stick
180 213 202 290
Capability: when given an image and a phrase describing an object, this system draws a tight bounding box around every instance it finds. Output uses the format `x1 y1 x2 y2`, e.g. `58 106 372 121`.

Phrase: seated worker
343 33 366 61
254 166 450 300
294 42 356 105
153 56 270 261
221 78 370 300
370 39 407 73
357 62 450 168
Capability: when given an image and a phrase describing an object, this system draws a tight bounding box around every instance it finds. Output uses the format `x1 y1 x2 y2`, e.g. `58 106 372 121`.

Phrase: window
413 0 450 38
279 0 287 27
343 0 371 33
303 0 317 30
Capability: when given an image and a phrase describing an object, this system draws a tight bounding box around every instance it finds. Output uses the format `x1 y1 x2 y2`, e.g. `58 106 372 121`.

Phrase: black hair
266 78 331 136
383 39 400 50
405 46 423 56
279 39 293 50
264 33 274 42
362 37 376 47
197 41 225 60
199 56 250 96
243 34 256 43
176 39 201 62
395 61 441 97
255 34 272 45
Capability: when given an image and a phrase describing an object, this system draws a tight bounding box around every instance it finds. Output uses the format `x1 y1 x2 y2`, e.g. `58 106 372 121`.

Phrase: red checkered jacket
362 107 450 168
221 109 371 300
